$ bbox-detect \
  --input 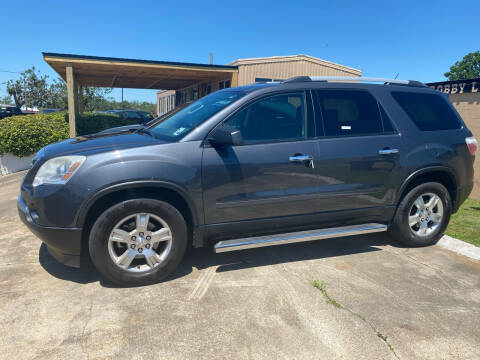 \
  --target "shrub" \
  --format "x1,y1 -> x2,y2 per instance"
0,113 -> 68,157
0,111 -> 139,157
